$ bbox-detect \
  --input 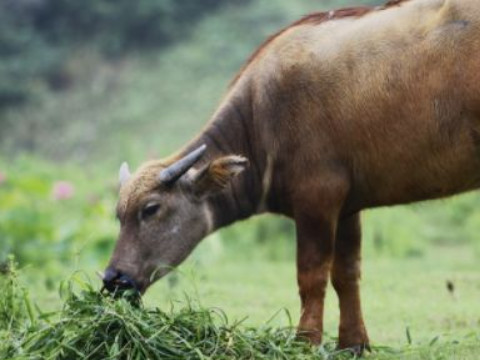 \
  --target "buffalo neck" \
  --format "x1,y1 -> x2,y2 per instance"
180,90 -> 268,230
